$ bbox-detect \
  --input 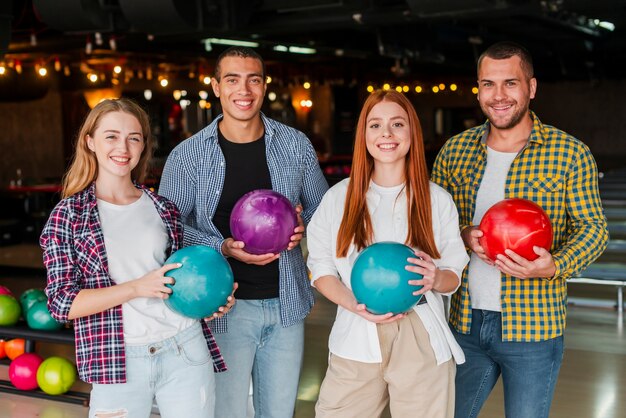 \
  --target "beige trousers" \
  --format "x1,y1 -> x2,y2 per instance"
315,311 -> 456,418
